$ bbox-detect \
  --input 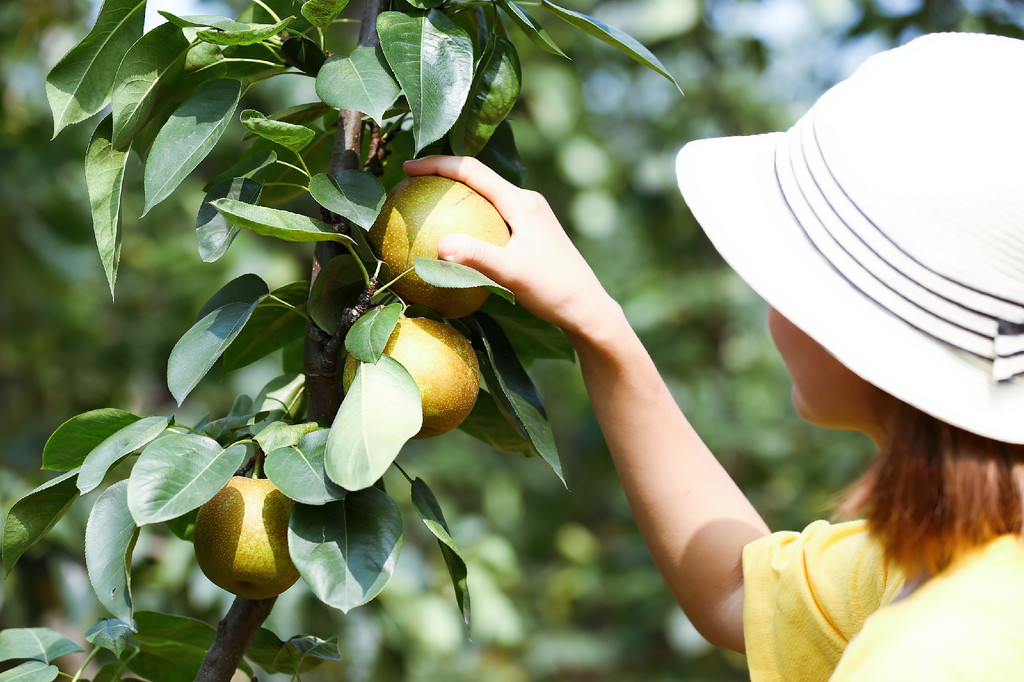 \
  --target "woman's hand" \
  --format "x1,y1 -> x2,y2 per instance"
402,155 -> 619,340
